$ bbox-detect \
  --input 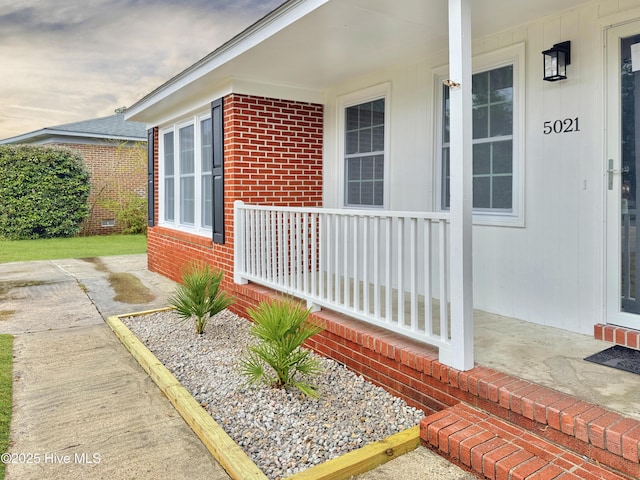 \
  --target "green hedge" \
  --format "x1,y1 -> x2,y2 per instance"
0,145 -> 90,240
